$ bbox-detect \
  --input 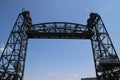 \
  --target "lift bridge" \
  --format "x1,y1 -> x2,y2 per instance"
0,10 -> 120,80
